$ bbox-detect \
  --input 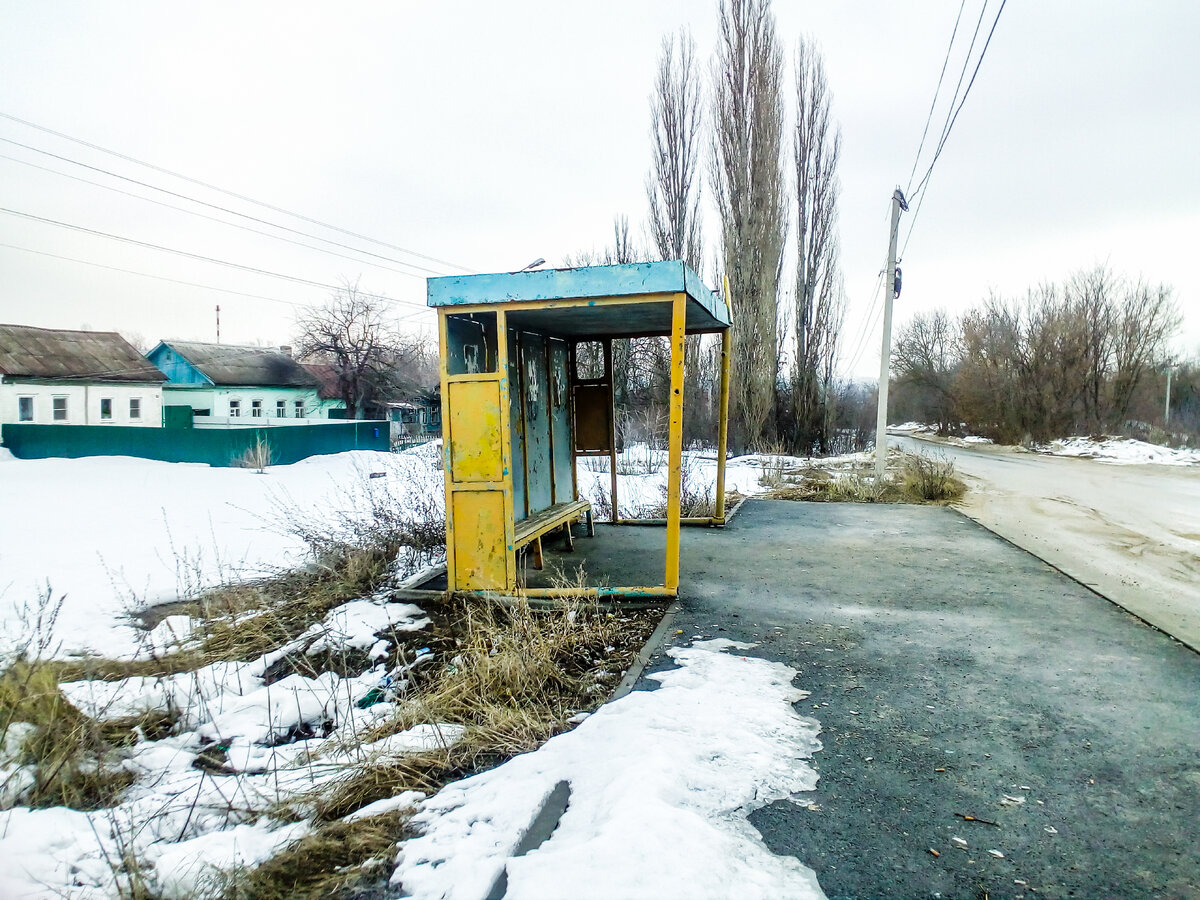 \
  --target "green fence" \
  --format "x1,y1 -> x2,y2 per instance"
1,422 -> 389,467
